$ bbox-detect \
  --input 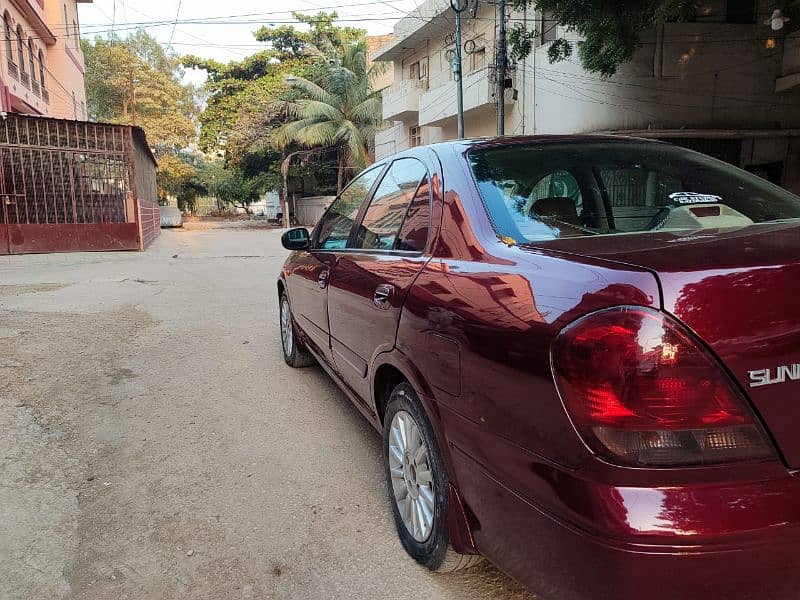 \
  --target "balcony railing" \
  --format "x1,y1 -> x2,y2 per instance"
31,80 -> 40,97
42,88 -> 49,103
7,60 -> 17,79
20,71 -> 29,87
382,83 -> 425,120
412,78 -> 429,91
